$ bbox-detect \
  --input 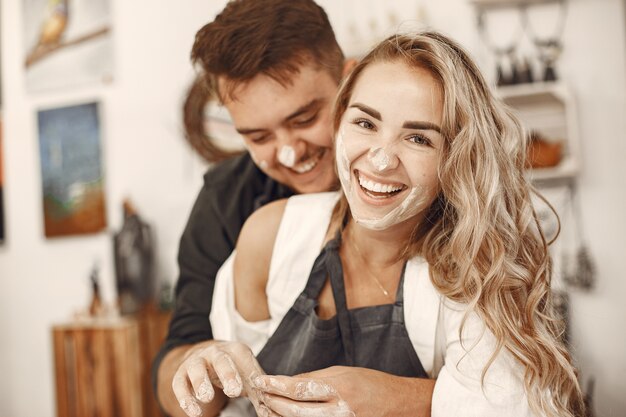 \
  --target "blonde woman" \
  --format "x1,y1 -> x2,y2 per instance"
172,31 -> 584,417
